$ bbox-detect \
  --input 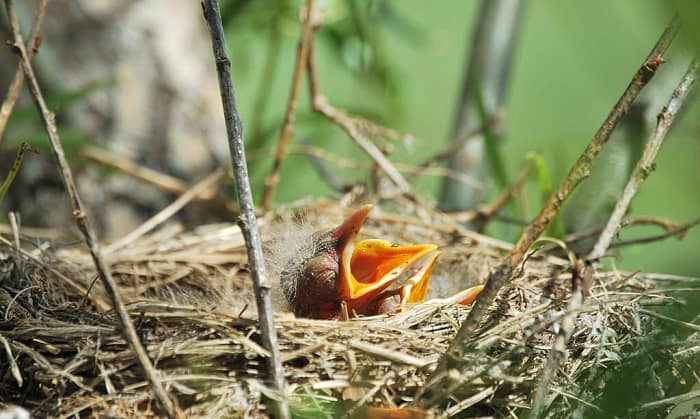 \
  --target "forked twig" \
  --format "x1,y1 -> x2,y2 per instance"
263,1 -> 416,204
0,0 -> 48,143
303,5 -> 412,195
530,57 -> 698,419
201,1 -> 289,418
2,1 -> 177,416
416,16 -> 680,409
